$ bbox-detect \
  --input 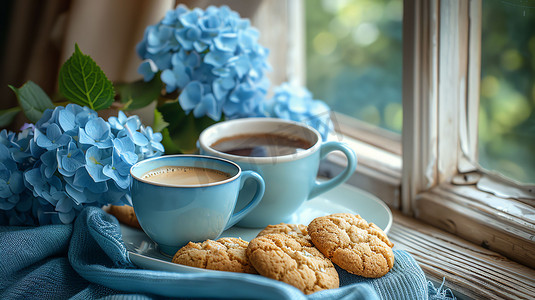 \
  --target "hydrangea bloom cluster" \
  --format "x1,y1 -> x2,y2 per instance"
0,104 -> 164,225
265,83 -> 334,141
136,4 -> 271,121
0,127 -> 40,225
